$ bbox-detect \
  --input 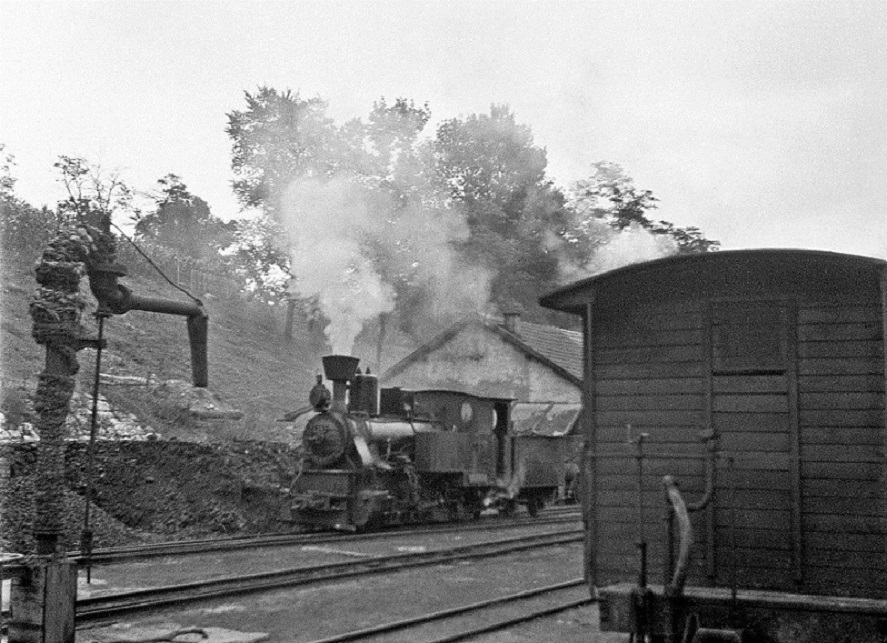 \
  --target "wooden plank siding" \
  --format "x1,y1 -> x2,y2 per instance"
796,301 -> 885,597
592,303 -> 718,590
590,294 -> 886,599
